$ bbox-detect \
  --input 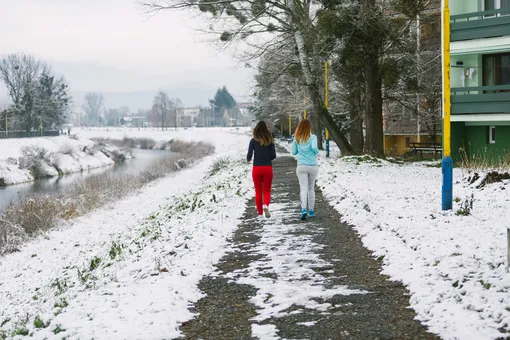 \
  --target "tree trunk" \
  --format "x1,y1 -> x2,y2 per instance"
317,120 -> 324,150
361,0 -> 385,158
292,29 -> 353,155
350,110 -> 364,154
